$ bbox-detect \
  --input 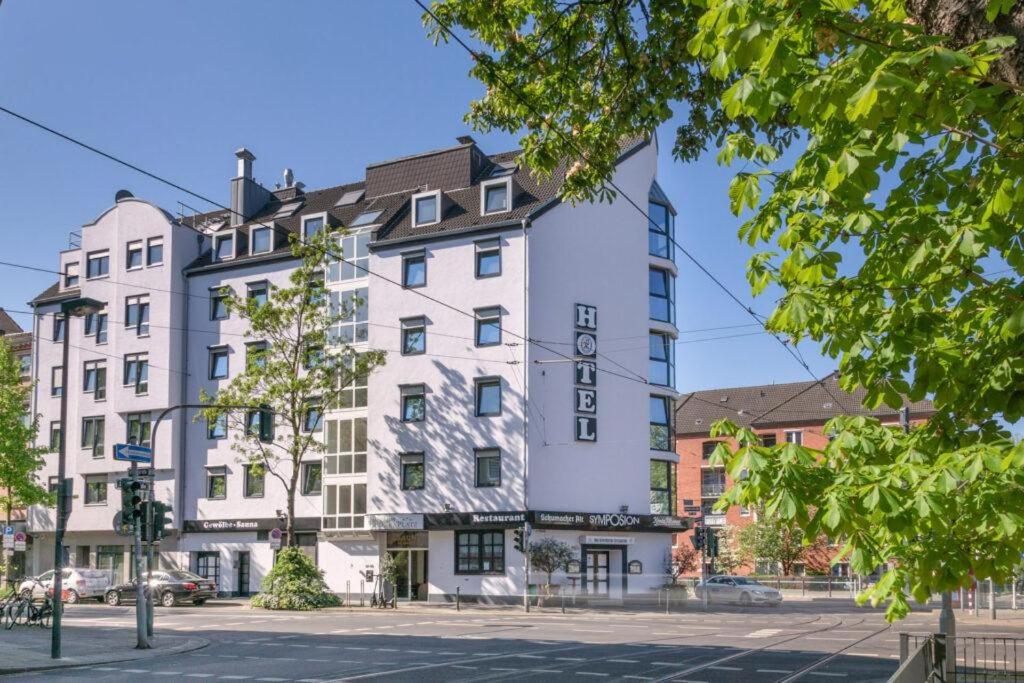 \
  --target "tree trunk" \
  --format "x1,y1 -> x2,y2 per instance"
905,0 -> 1024,87
286,468 -> 298,547
3,503 -> 10,588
